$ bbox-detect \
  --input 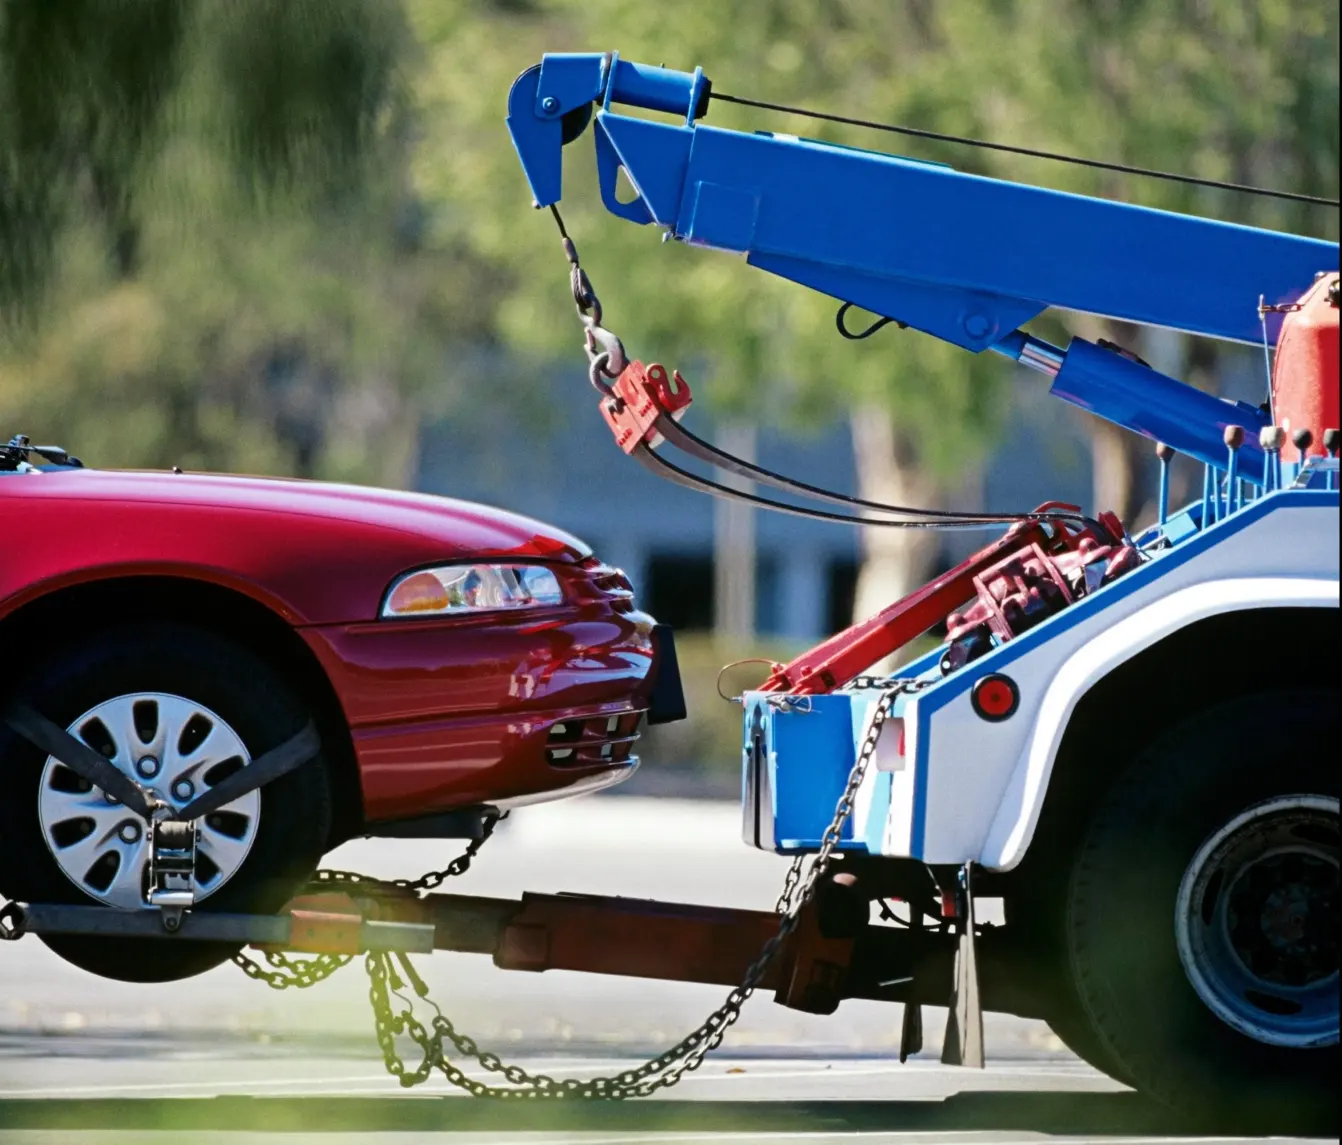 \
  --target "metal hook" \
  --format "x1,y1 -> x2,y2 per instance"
588,354 -> 617,399
584,323 -> 627,377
